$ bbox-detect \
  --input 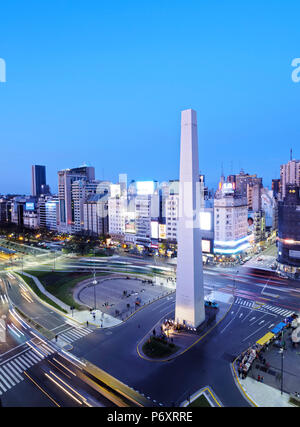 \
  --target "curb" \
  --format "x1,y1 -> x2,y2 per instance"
180,386 -> 223,407
137,295 -> 235,363
231,357 -> 258,407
